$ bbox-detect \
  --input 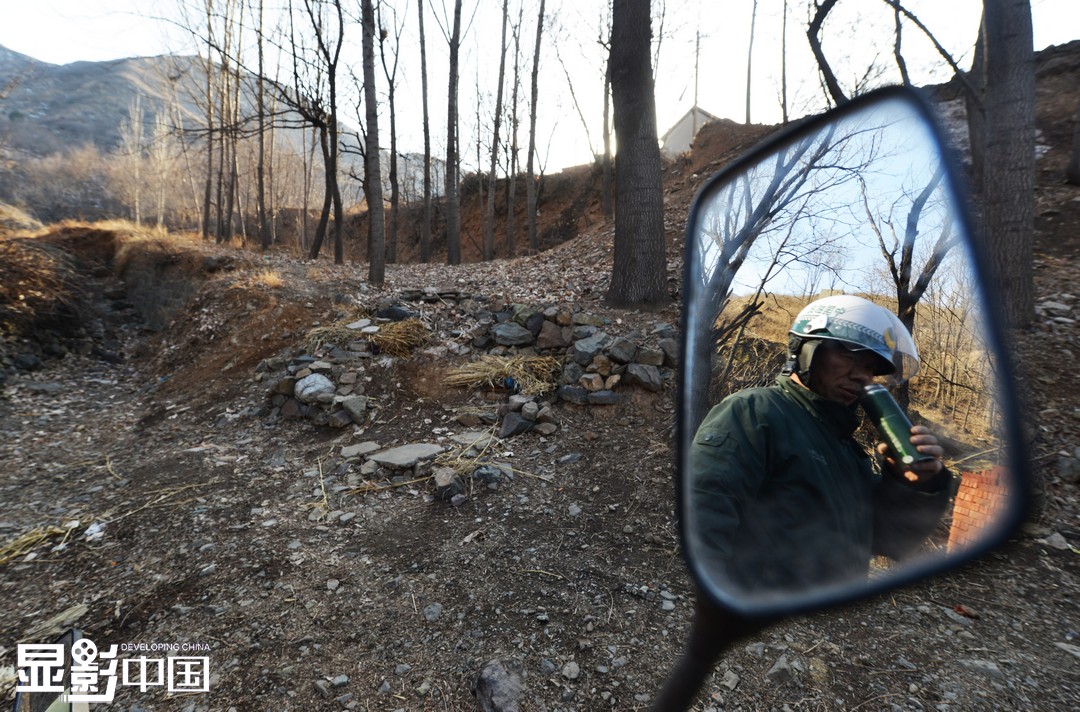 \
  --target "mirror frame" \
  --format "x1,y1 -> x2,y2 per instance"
676,85 -> 1031,617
